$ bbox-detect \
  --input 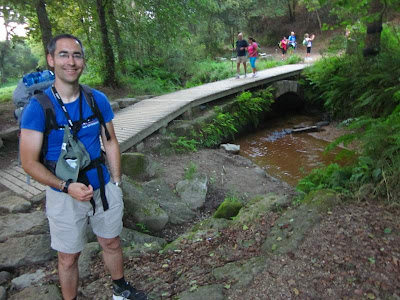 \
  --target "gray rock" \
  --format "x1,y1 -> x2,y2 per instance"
142,179 -> 196,225
0,211 -> 48,242
11,269 -> 45,290
136,95 -> 153,100
177,284 -> 225,300
213,257 -> 268,288
115,98 -> 139,109
0,126 -> 19,142
121,153 -> 156,182
0,271 -> 11,285
122,175 -> 168,232
79,242 -> 101,280
135,142 -> 145,152
176,174 -> 208,210
0,234 -> 56,269
315,120 -> 330,127
8,285 -> 62,300
254,167 -> 266,178
110,101 -> 120,112
0,195 -> 32,213
0,286 -> 5,300
0,138 -> 3,149
123,241 -> 163,258
30,192 -> 46,204
220,143 -> 240,154
120,227 -> 166,248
